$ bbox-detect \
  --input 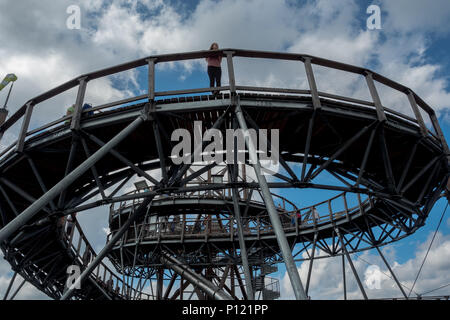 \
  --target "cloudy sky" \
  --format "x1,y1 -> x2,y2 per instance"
0,0 -> 449,300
